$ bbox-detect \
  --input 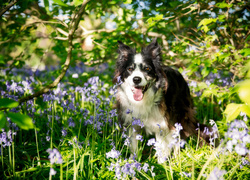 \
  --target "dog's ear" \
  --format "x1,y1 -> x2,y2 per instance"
150,38 -> 161,58
143,38 -> 161,60
117,41 -> 135,61
145,39 -> 167,89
